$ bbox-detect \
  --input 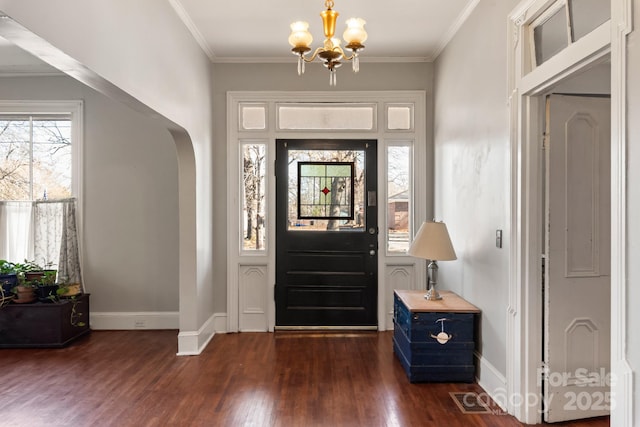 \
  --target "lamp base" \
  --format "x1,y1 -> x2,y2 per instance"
424,288 -> 442,301
425,260 -> 443,300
